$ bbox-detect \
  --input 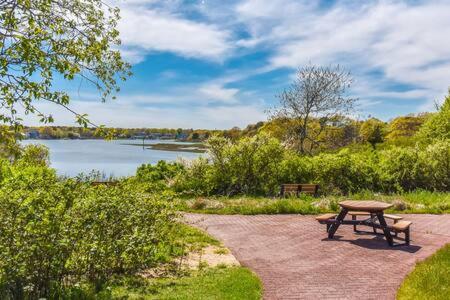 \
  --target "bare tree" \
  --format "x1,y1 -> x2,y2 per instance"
272,65 -> 357,154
